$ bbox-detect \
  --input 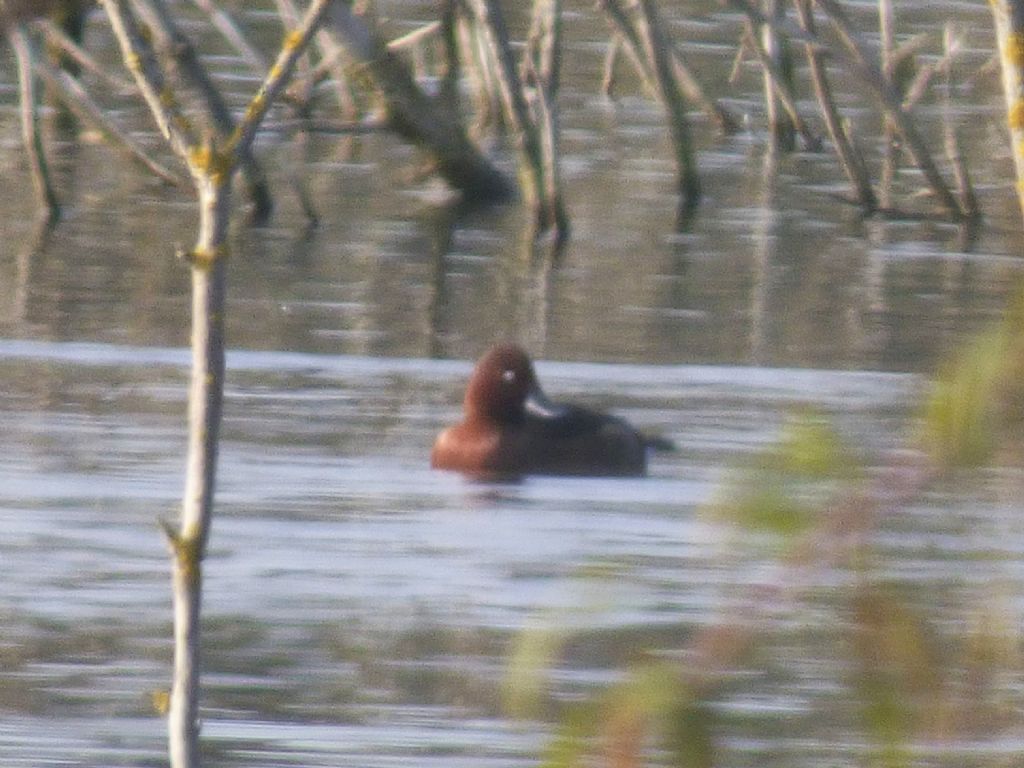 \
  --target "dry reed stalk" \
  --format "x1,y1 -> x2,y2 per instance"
794,0 -> 875,210
813,0 -> 963,218
634,0 -> 701,225
600,0 -> 702,215
8,23 -> 59,223
759,0 -> 795,150
462,0 -> 565,231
